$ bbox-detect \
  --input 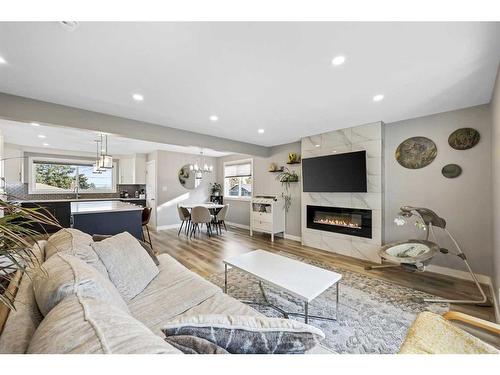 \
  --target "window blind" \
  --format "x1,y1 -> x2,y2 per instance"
224,162 -> 252,178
